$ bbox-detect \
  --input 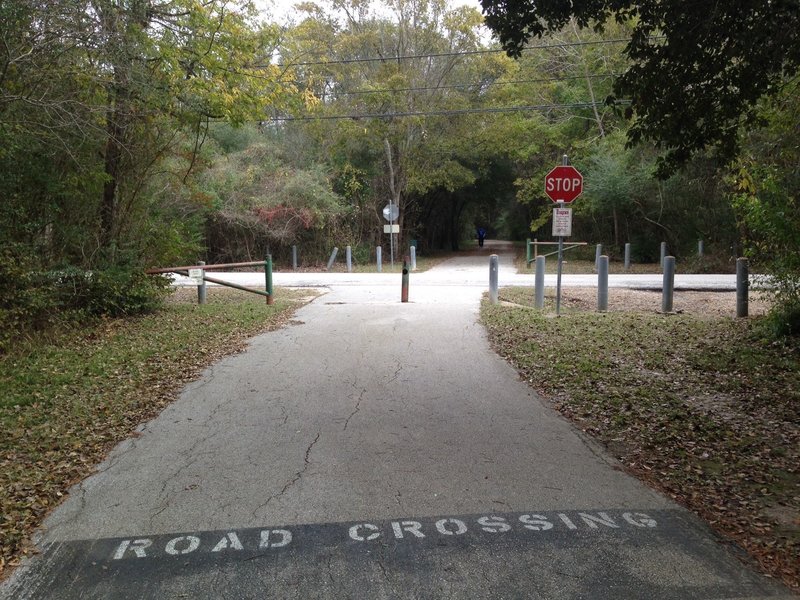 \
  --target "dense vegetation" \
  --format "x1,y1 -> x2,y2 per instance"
1,0 -> 798,340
